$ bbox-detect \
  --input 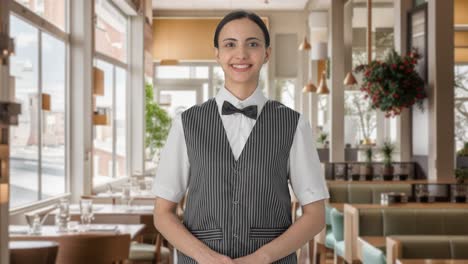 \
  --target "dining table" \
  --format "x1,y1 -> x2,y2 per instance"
9,224 -> 146,240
